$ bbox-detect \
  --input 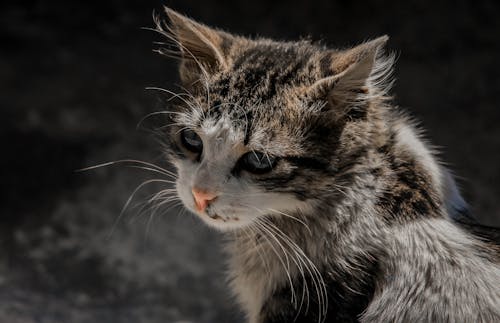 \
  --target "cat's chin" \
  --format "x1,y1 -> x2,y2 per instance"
195,211 -> 253,231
